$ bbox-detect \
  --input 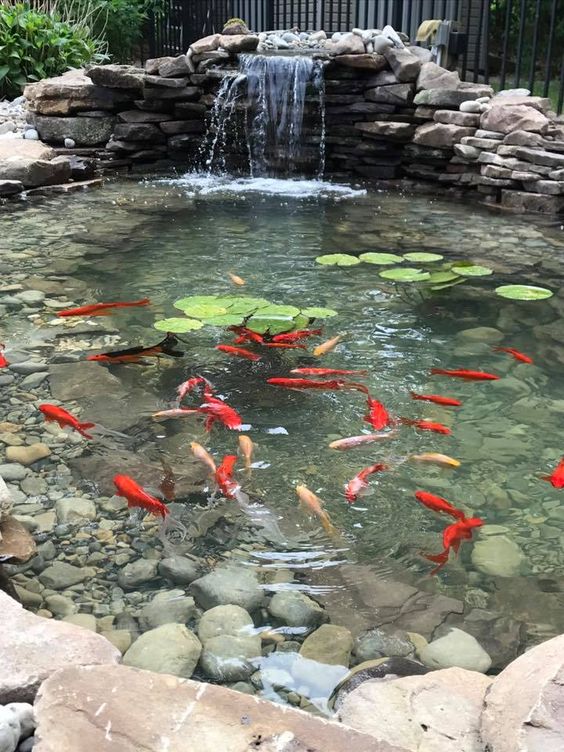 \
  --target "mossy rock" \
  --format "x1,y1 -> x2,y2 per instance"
222,17 -> 249,34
